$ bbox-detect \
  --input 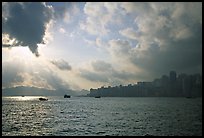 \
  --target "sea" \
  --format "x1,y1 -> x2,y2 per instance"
2,96 -> 202,136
